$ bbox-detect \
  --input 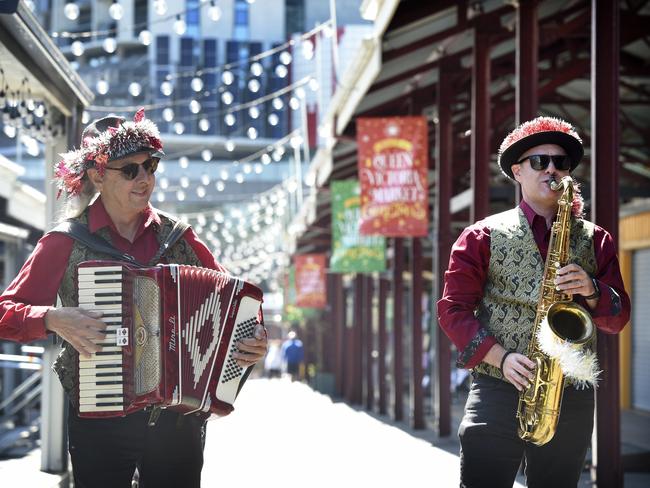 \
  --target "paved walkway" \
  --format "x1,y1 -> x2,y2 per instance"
1,378 -> 648,487
202,378 -> 491,488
